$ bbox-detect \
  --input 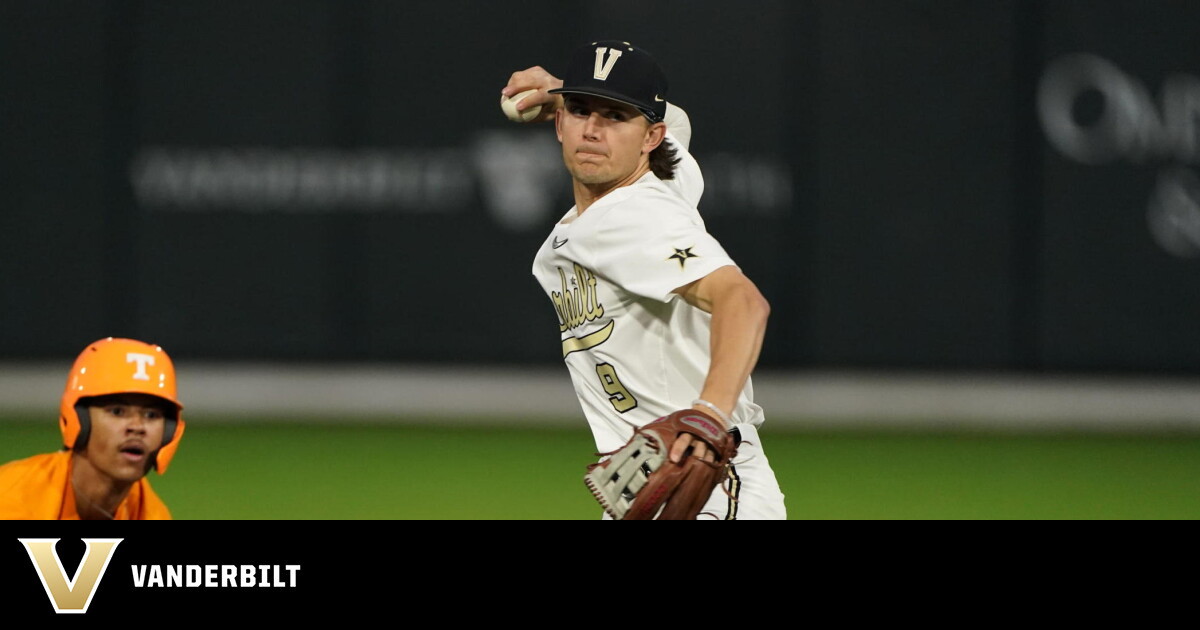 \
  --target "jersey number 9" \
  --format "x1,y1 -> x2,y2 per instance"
595,363 -> 639,413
